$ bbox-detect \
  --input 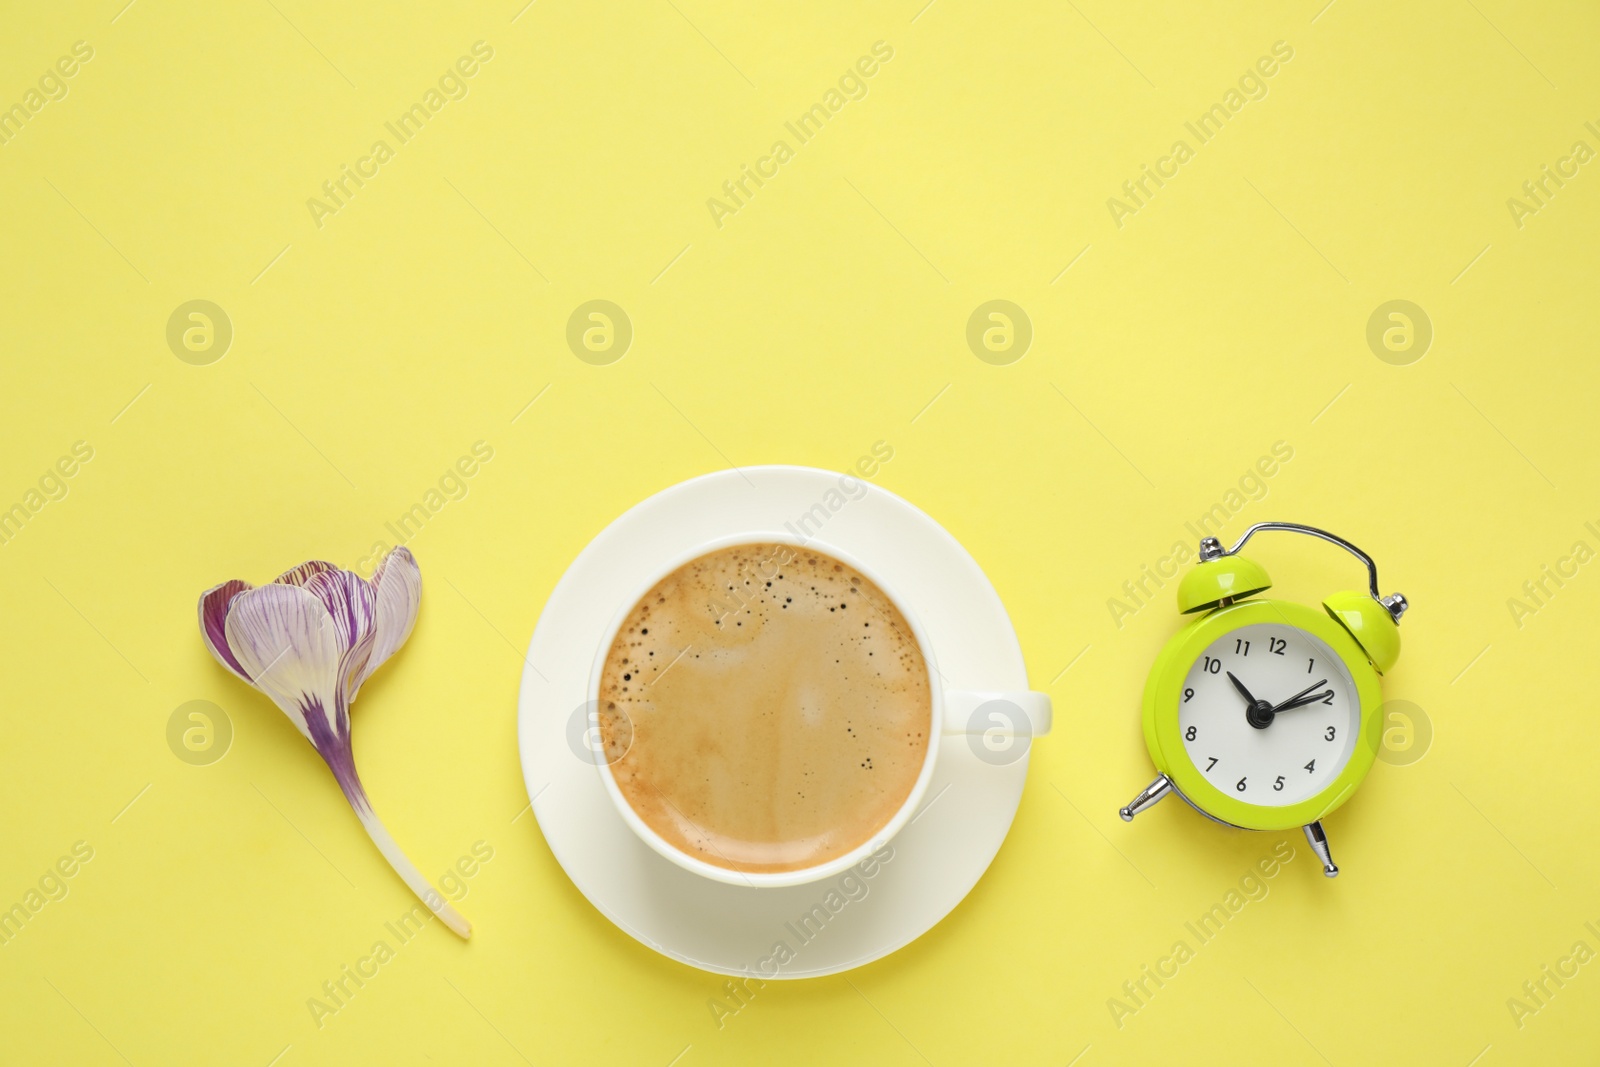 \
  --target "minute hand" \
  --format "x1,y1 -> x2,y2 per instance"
1275,689 -> 1334,713
1268,679 -> 1329,715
